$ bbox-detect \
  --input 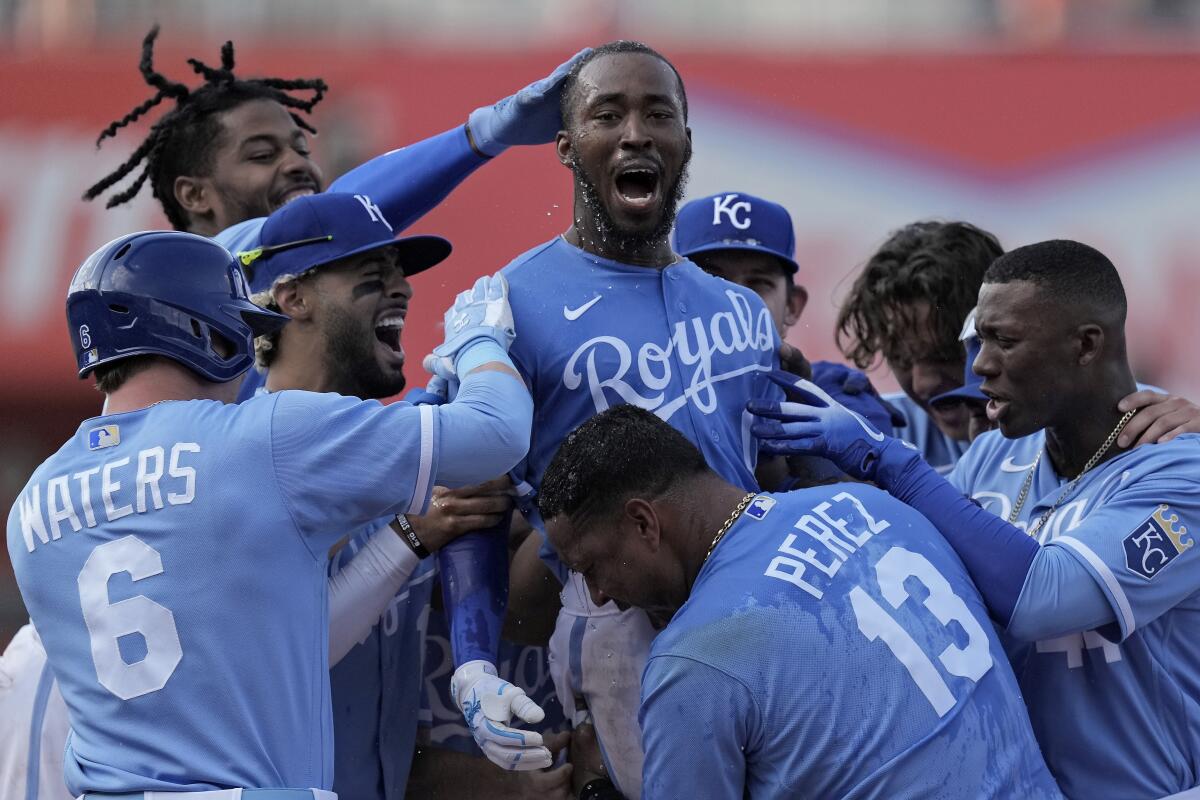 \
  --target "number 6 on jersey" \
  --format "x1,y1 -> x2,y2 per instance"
78,535 -> 183,700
